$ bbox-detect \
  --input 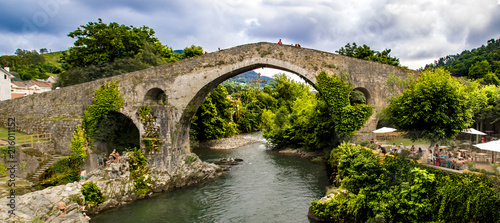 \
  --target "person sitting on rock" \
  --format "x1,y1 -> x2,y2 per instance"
110,149 -> 121,163
106,153 -> 115,165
